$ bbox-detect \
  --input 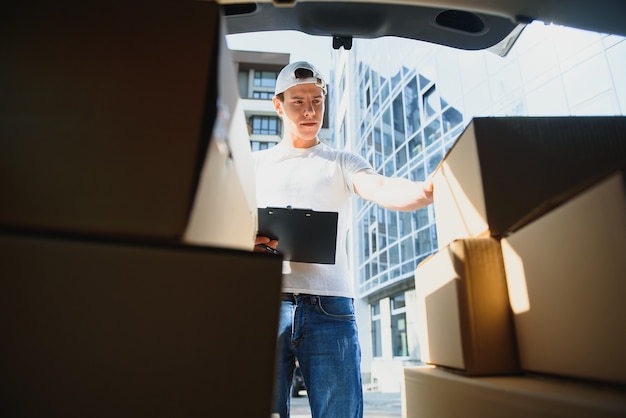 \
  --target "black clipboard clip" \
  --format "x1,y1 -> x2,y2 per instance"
255,243 -> 280,255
